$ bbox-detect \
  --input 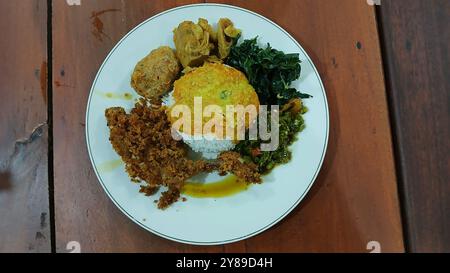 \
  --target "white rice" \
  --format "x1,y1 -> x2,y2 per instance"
163,91 -> 235,159
177,131 -> 235,159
